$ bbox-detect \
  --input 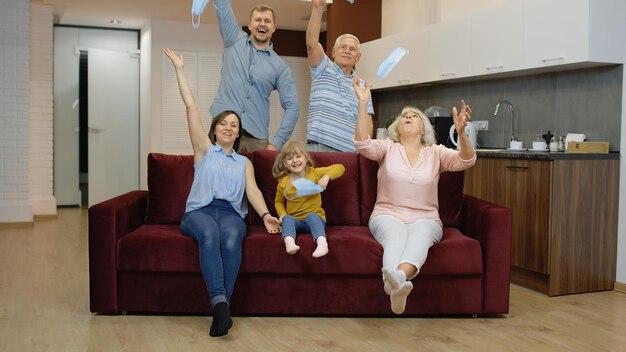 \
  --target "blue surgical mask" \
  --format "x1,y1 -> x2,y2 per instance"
191,0 -> 210,29
285,178 -> 324,200
377,47 -> 408,79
